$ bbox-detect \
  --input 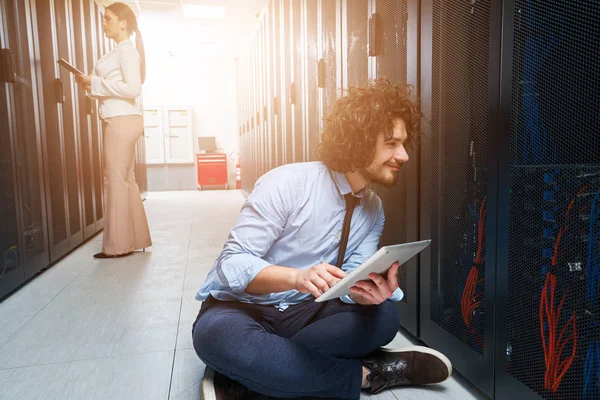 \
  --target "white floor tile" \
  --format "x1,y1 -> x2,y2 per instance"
0,351 -> 173,400
169,349 -> 206,400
